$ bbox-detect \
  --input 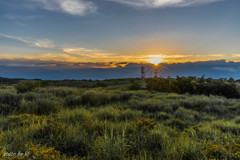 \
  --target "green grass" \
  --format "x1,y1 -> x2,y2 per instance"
0,80 -> 240,159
